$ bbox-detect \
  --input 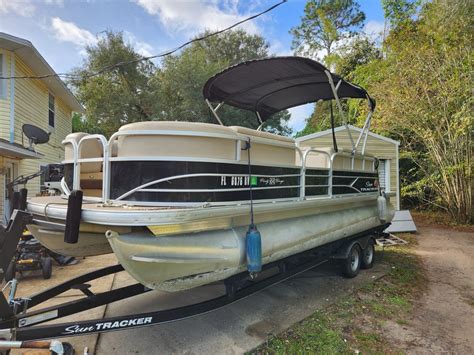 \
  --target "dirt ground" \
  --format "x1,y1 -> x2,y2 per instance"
383,219 -> 474,353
